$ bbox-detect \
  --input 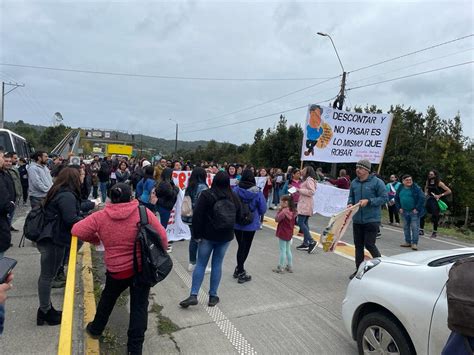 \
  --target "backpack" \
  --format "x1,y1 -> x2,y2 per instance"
181,195 -> 193,218
237,198 -> 254,226
446,257 -> 474,337
208,190 -> 237,230
22,204 -> 57,244
133,205 -> 173,286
